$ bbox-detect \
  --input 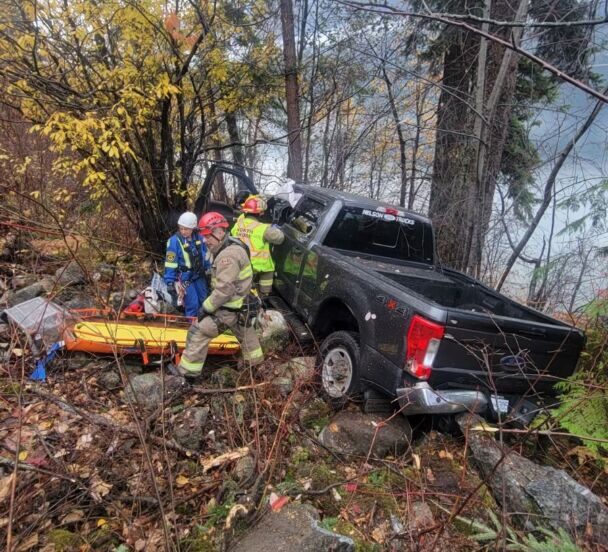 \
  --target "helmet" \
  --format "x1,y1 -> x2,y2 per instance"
177,211 -> 198,229
241,195 -> 267,215
198,212 -> 229,236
